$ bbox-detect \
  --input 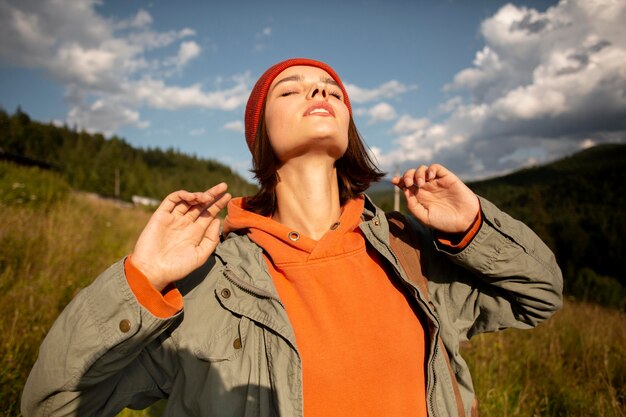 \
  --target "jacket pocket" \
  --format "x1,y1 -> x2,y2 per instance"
191,316 -> 250,362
